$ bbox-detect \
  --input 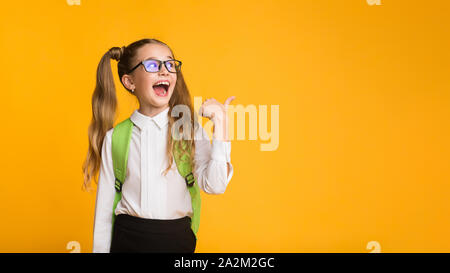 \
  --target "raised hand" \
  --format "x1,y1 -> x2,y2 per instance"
199,96 -> 236,141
